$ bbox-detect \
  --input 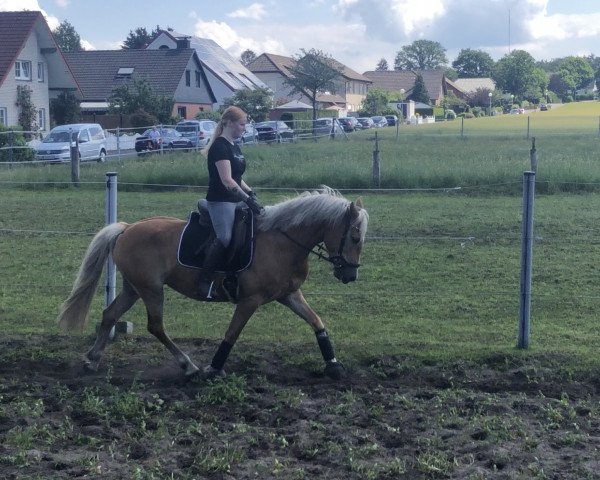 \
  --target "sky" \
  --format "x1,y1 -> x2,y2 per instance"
2,0 -> 600,73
